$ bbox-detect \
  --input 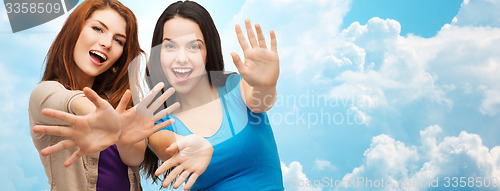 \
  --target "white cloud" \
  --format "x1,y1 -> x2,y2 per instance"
314,158 -> 337,171
328,2 -> 500,117
348,106 -> 371,126
479,86 -> 500,115
282,161 -> 322,191
452,0 -> 500,27
335,17 -> 454,106
225,0 -> 500,122
0,2 -> 8,32
338,125 -> 500,191
220,0 -> 351,74
0,63 -> 47,190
